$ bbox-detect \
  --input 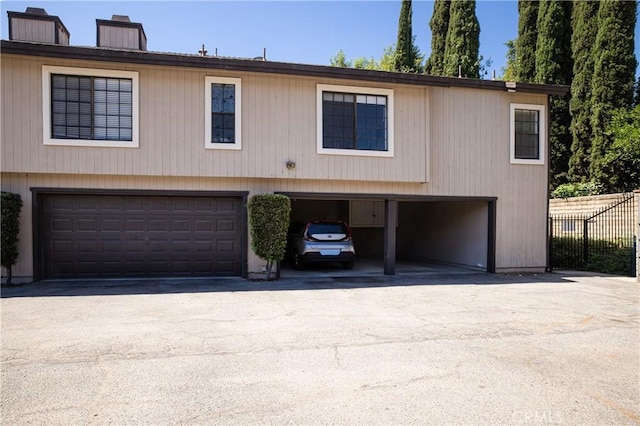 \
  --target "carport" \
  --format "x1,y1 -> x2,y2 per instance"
279,193 -> 496,275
